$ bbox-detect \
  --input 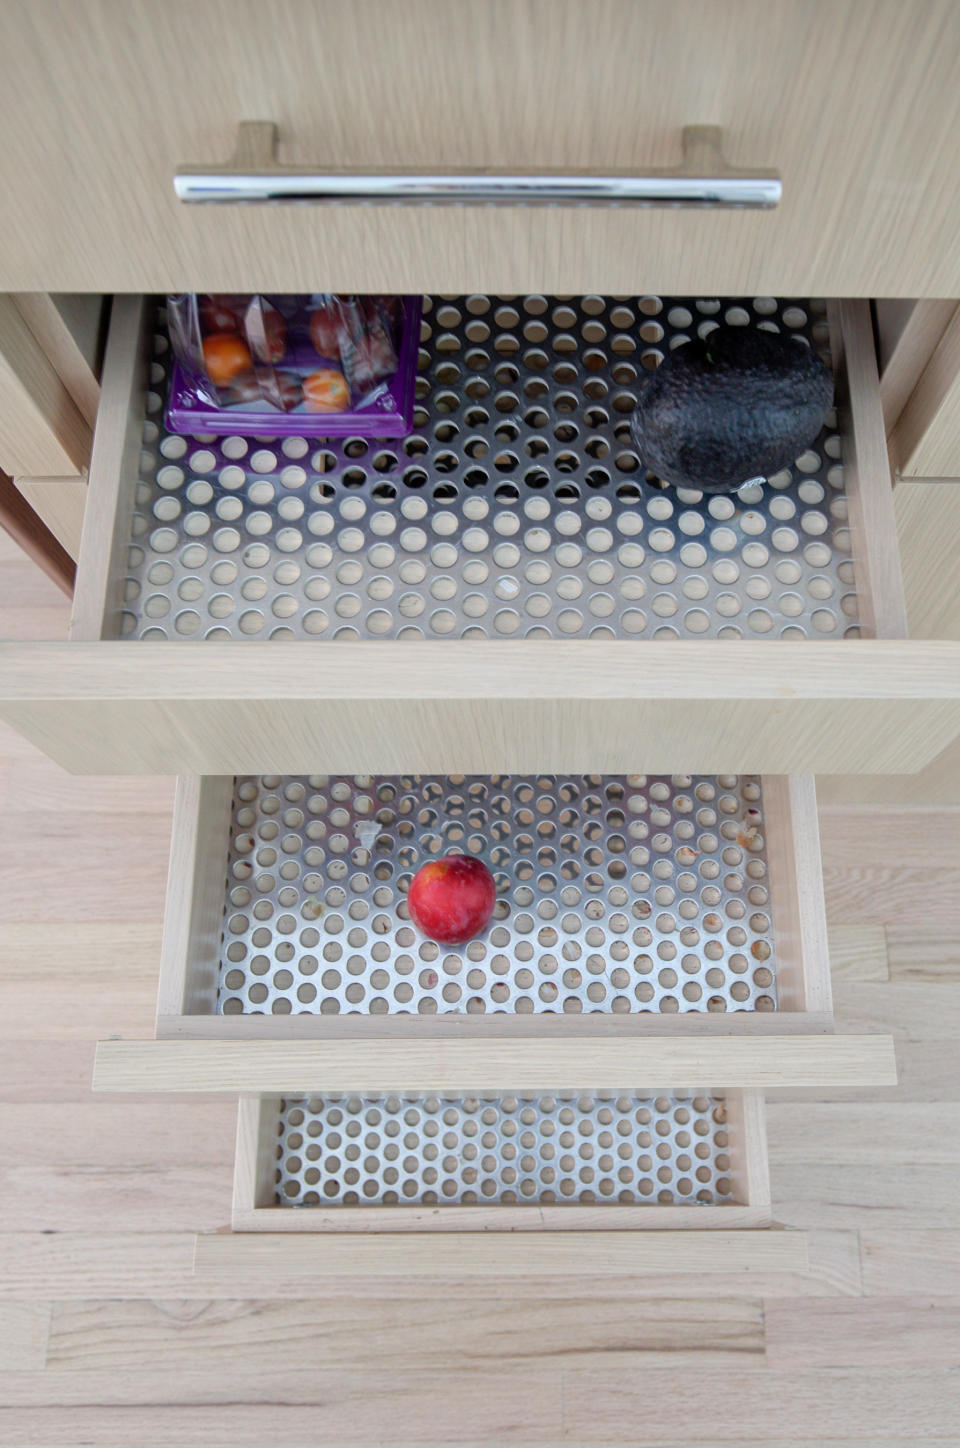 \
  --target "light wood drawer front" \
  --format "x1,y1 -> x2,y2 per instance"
155,772 -> 831,1040
2,1 -> 960,296
231,1089 -> 773,1234
3,289 -> 957,778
